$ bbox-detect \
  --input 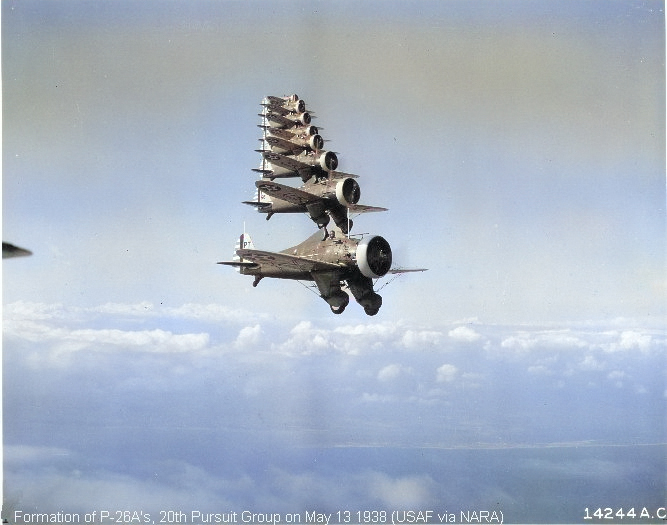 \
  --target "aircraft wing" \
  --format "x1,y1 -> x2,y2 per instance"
262,152 -> 314,179
262,112 -> 308,129
257,181 -> 388,212
263,135 -> 307,155
234,249 -> 342,273
255,180 -> 320,206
